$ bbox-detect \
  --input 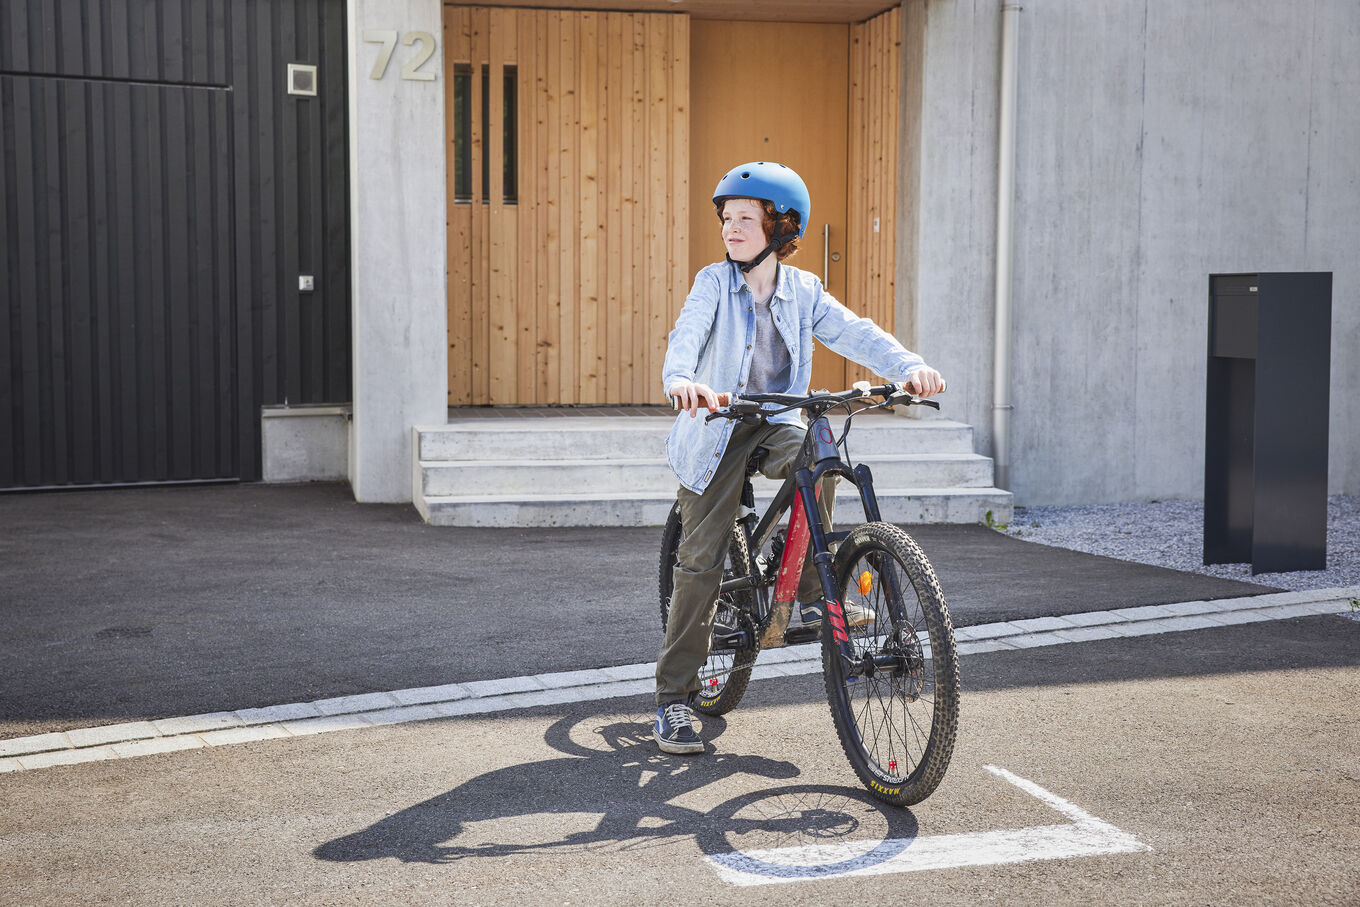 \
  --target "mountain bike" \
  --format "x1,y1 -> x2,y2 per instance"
659,382 -> 959,806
